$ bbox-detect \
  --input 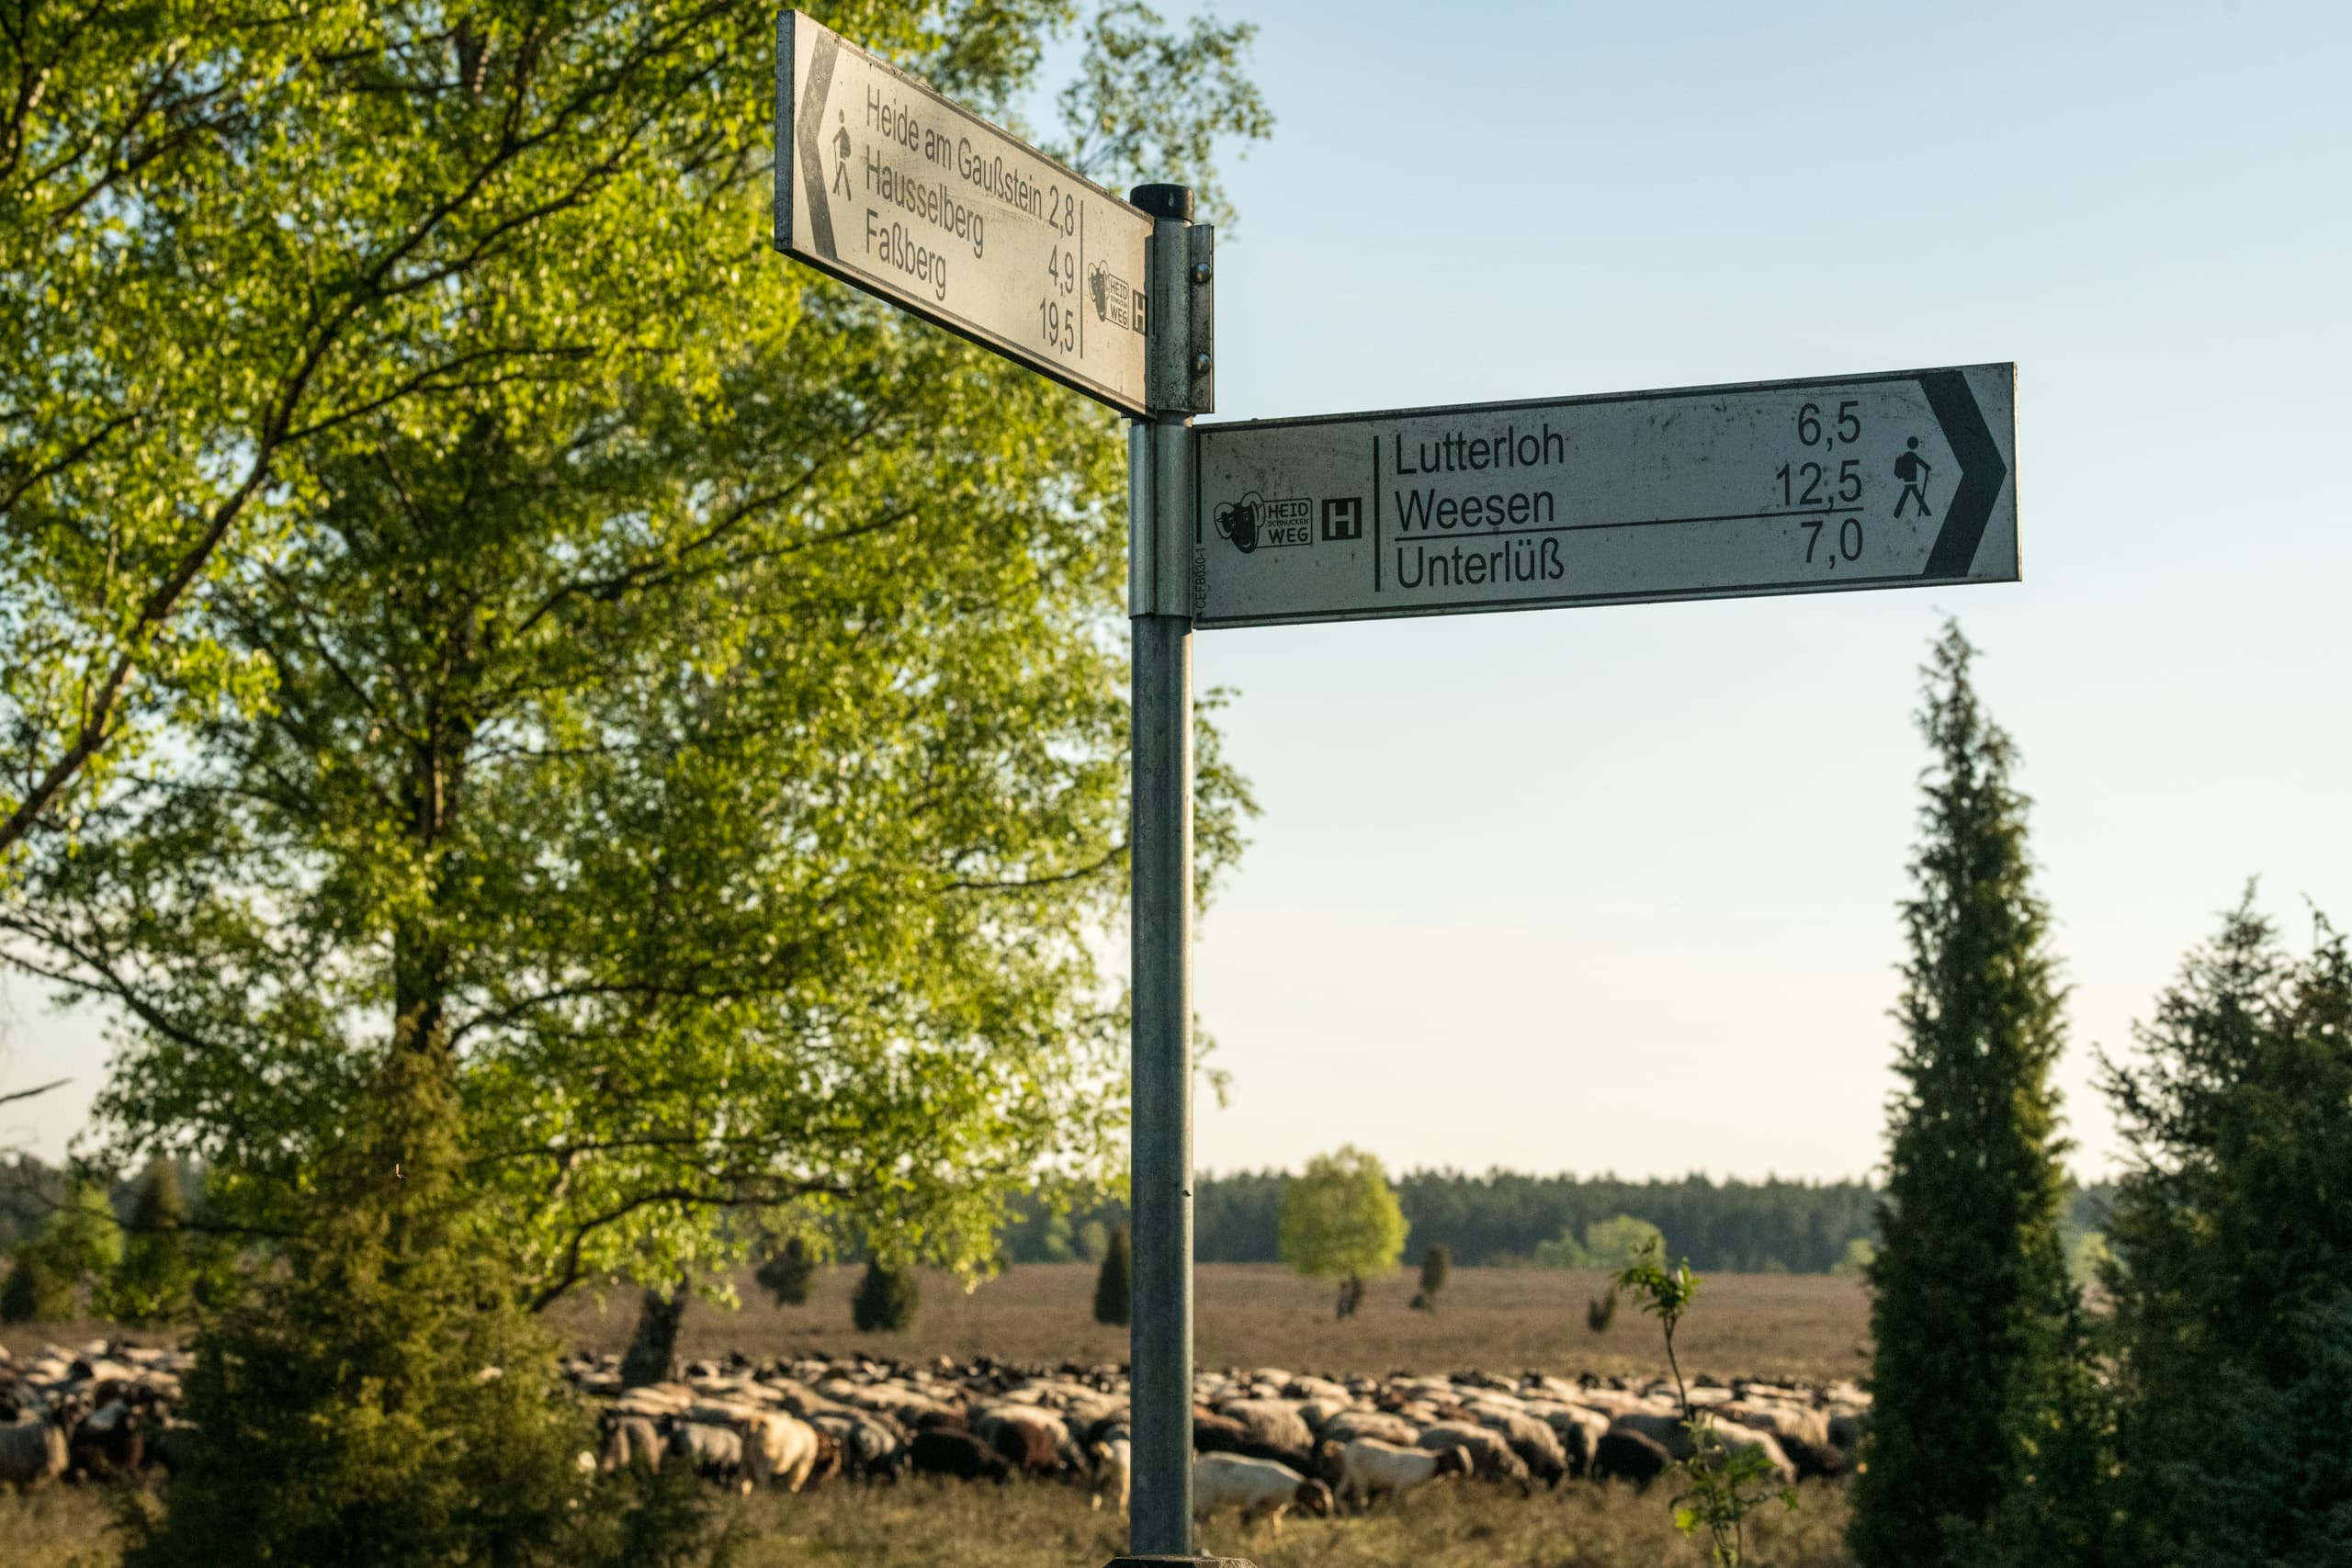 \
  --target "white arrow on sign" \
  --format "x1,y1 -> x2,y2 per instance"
774,11 -> 1153,415
1190,364 -> 2017,629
